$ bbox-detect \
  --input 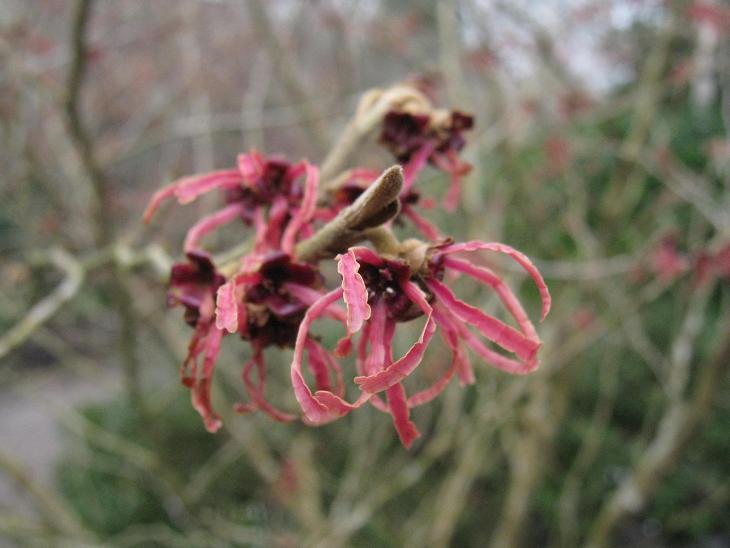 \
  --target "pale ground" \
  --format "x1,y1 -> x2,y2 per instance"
0,367 -> 122,518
